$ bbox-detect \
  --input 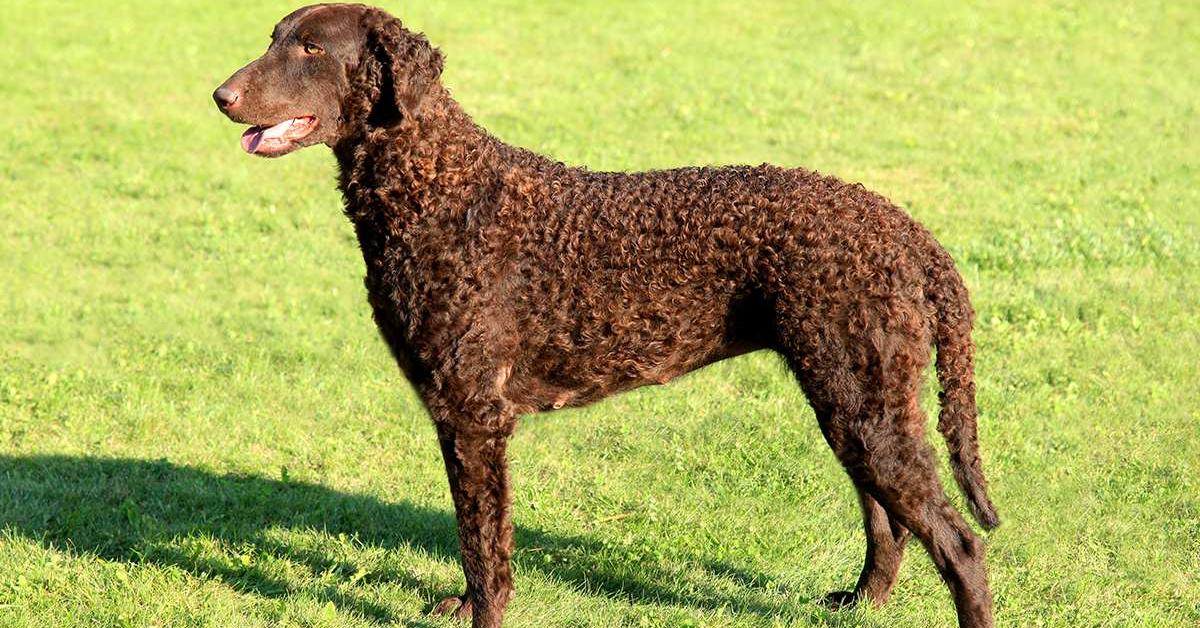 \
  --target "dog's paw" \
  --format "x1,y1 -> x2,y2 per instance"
820,590 -> 860,611
432,594 -> 473,620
